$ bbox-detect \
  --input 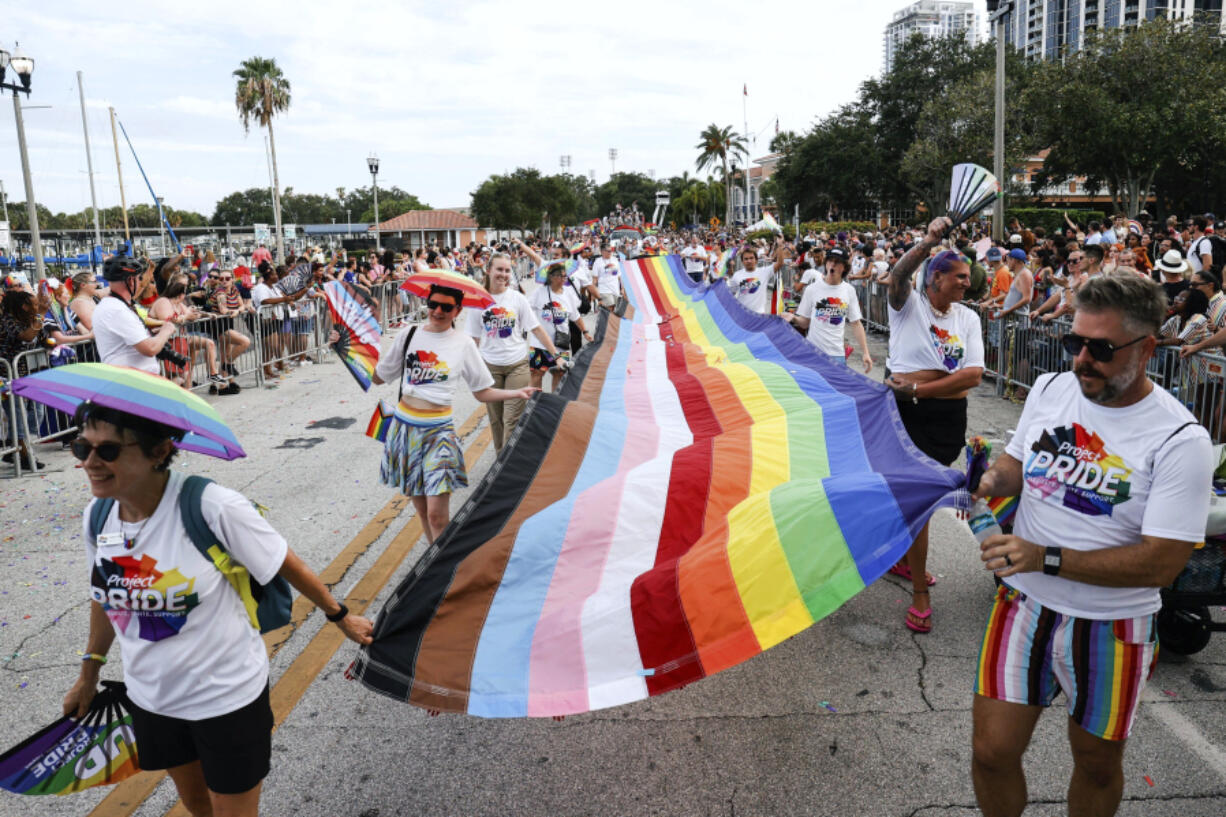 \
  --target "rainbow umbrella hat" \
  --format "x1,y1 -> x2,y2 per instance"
400,269 -> 494,309
11,363 -> 246,460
